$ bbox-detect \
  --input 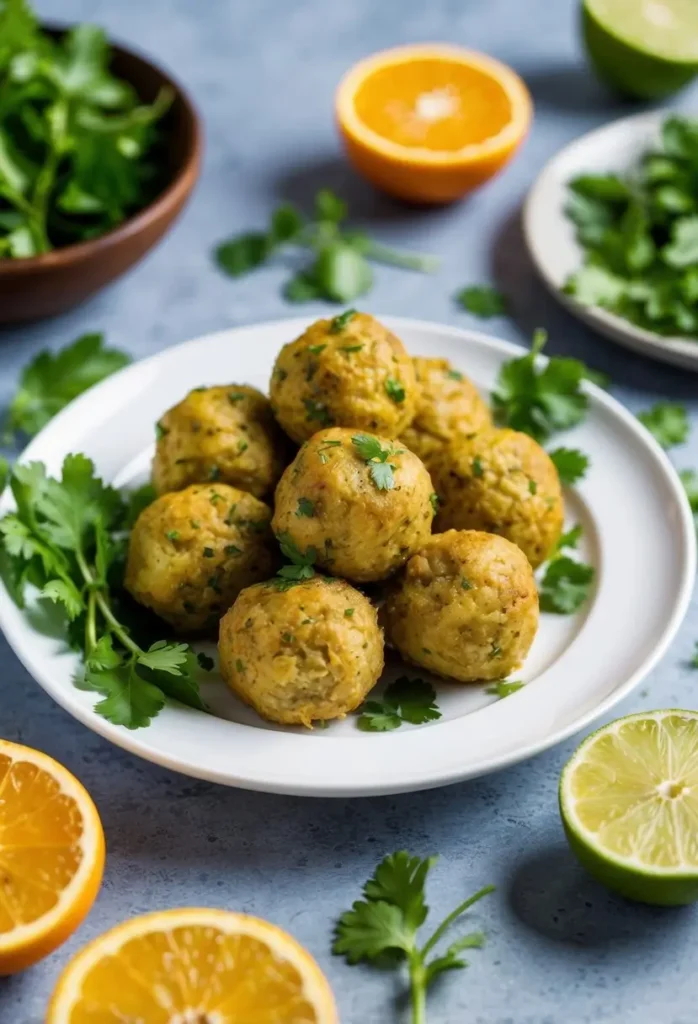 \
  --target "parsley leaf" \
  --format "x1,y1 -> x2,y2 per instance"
540,556 -> 595,614
5,333 -> 131,441
270,532 -> 317,590
492,330 -> 589,443
334,851 -> 493,1018
555,524 -> 583,554
637,402 -> 689,449
456,285 -> 507,318
549,447 -> 589,485
358,677 -> 441,731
